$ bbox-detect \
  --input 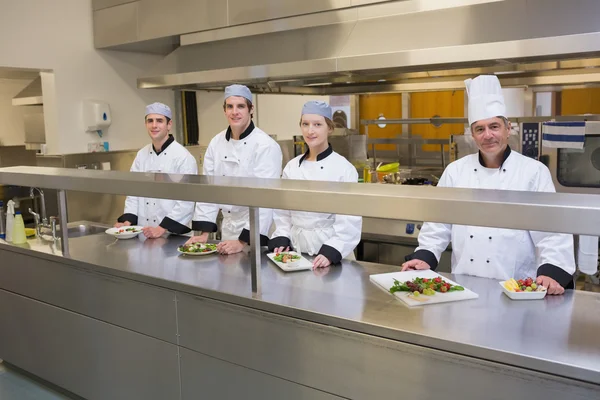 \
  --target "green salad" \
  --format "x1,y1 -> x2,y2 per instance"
273,253 -> 301,263
390,277 -> 464,296
178,243 -> 218,253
